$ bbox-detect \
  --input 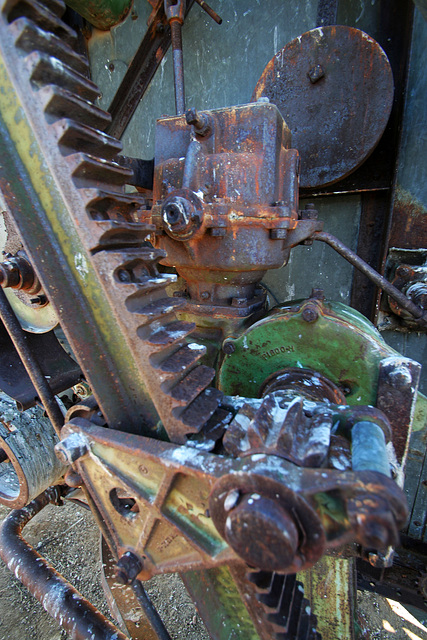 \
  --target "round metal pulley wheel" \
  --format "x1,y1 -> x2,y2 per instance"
252,26 -> 394,189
